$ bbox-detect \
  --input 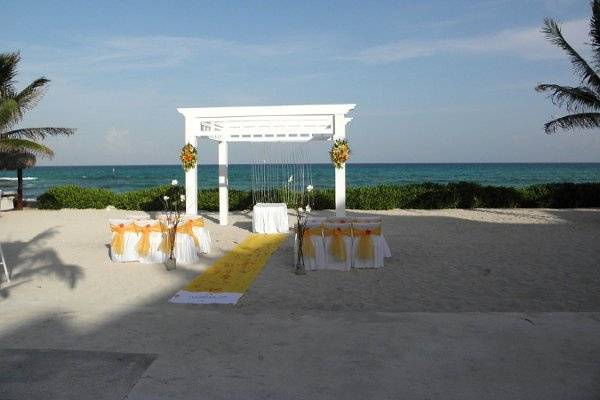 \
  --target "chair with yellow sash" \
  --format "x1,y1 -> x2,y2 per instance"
296,221 -> 325,270
181,215 -> 211,254
352,216 -> 391,258
351,222 -> 385,268
165,216 -> 206,264
108,219 -> 140,262
325,217 -> 351,224
323,222 -> 353,270
134,220 -> 167,263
